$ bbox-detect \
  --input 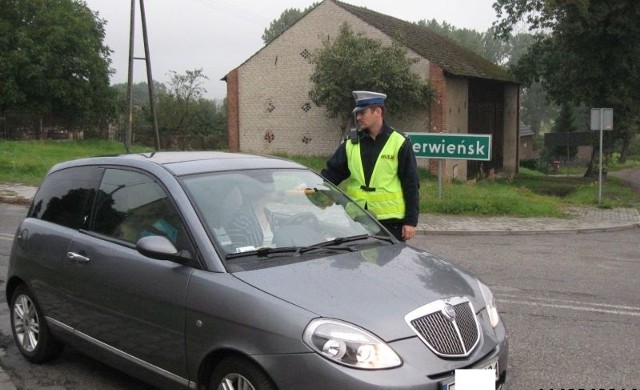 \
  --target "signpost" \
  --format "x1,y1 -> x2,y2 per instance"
407,133 -> 492,161
407,133 -> 492,198
590,108 -> 613,204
